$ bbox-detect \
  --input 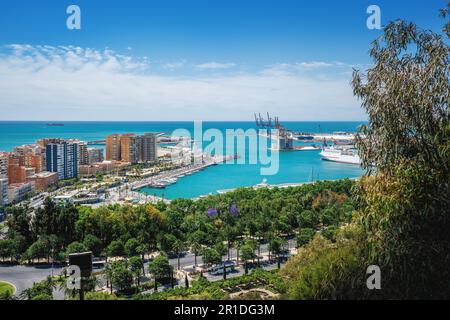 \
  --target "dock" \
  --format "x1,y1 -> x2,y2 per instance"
130,154 -> 237,190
